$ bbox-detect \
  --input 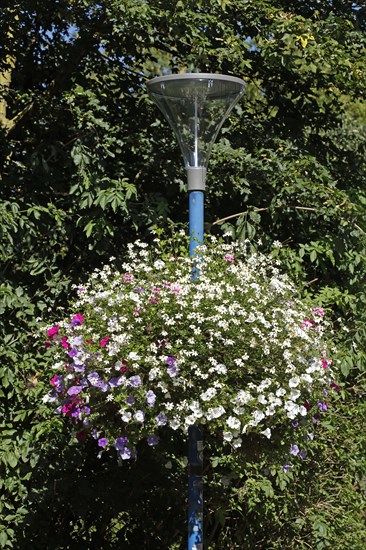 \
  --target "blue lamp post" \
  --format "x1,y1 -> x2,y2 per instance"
147,73 -> 246,550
